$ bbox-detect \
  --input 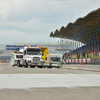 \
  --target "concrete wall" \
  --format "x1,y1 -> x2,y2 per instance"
62,64 -> 100,72
0,45 -> 5,50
